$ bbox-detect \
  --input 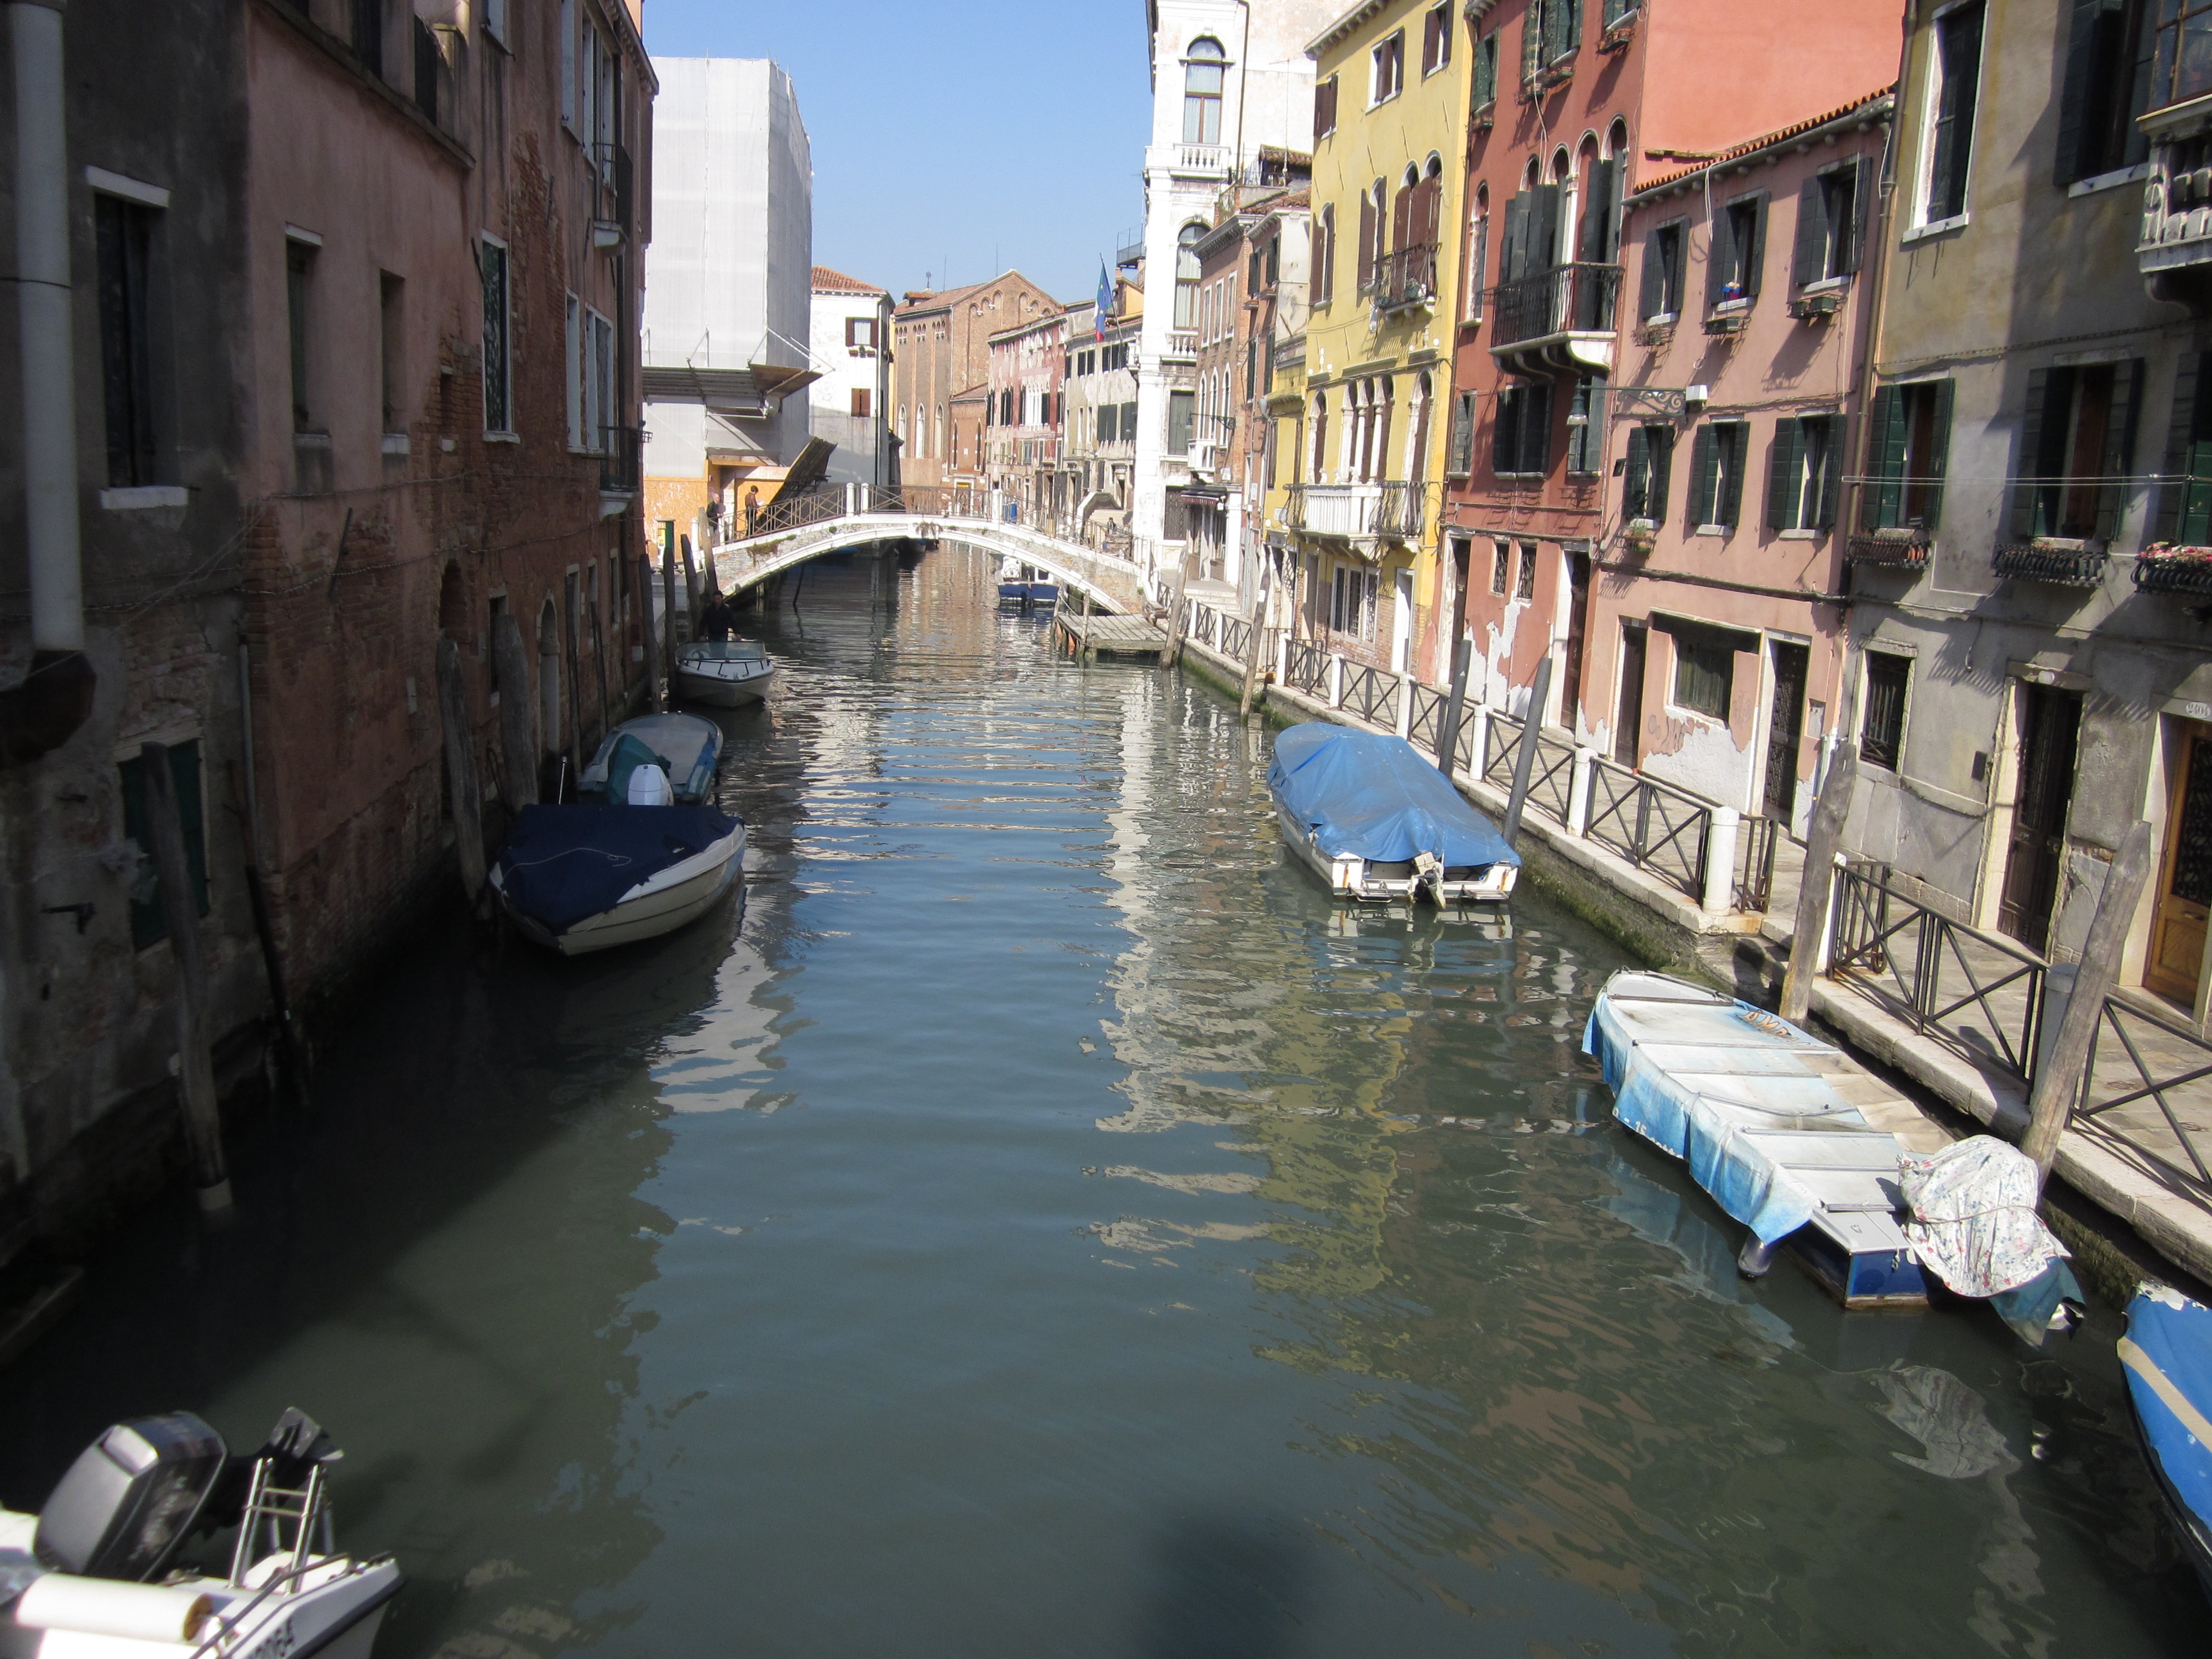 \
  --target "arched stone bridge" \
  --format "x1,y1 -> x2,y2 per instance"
707,487 -> 1146,613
